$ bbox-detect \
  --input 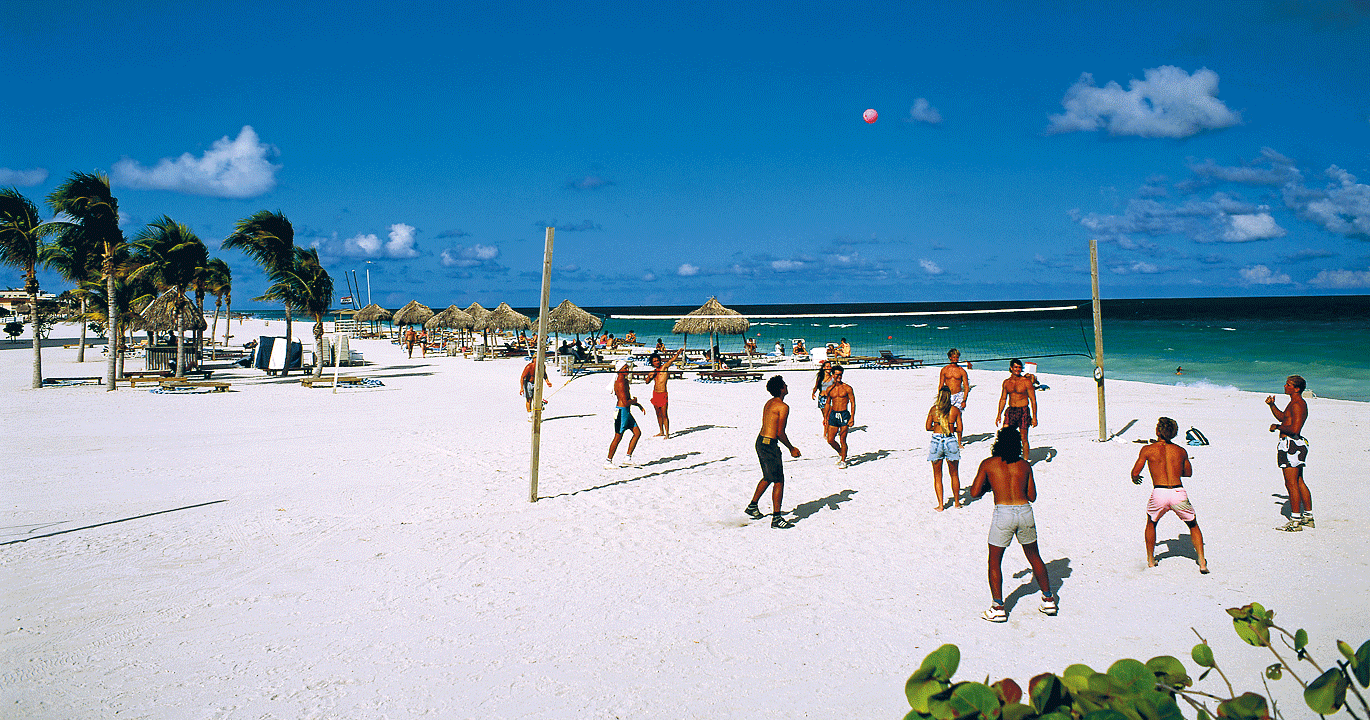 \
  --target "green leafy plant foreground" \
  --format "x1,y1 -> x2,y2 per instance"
902,604 -> 1369,720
